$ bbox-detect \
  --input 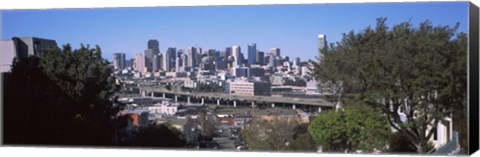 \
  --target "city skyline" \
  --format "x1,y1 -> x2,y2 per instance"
1,2 -> 468,61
